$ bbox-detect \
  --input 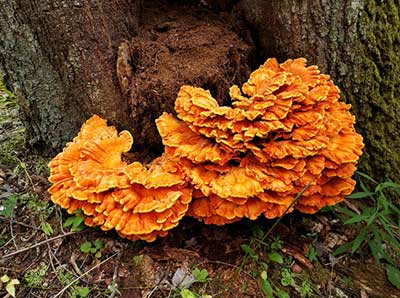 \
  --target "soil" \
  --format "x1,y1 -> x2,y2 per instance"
1,174 -> 399,298
1,1 -> 399,298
